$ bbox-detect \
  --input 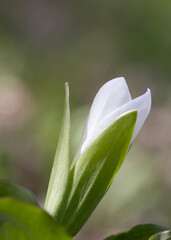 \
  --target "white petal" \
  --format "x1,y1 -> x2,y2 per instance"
84,77 -> 131,141
81,89 -> 151,153
131,89 -> 151,141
